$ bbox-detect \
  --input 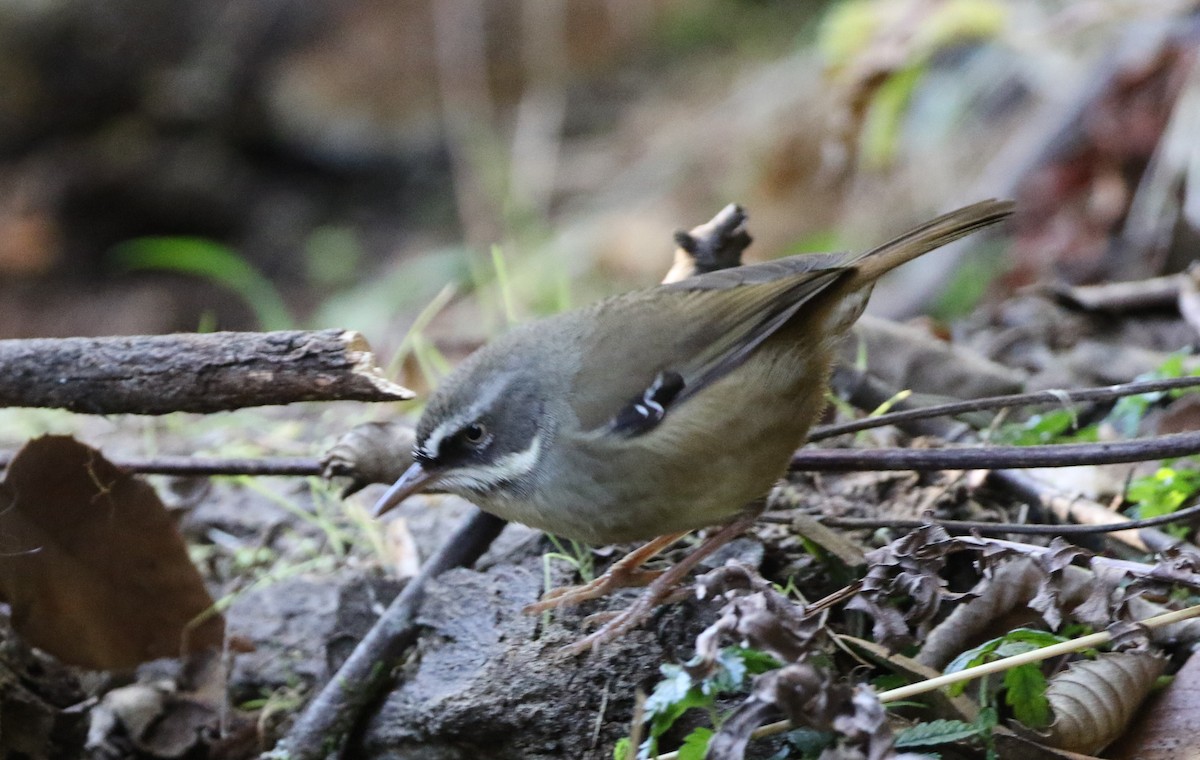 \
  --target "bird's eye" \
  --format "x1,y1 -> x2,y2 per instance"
462,423 -> 487,445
